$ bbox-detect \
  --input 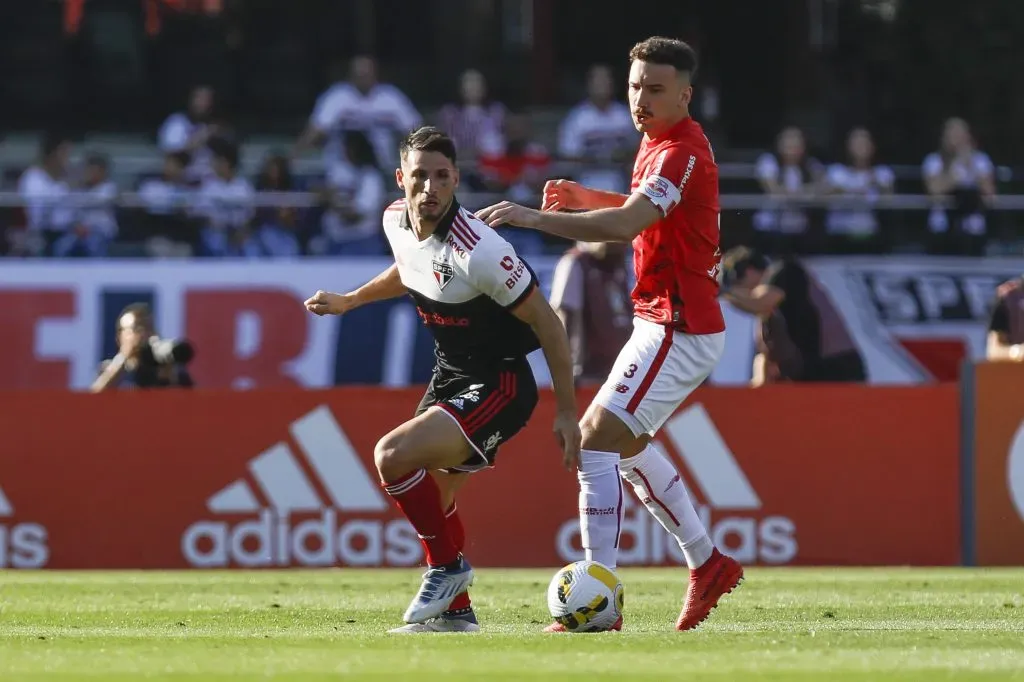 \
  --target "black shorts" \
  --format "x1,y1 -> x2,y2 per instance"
415,357 -> 539,473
